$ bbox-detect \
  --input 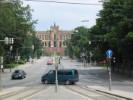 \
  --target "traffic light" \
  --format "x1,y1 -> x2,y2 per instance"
4,37 -> 14,44
4,37 -> 9,45
9,38 -> 14,44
